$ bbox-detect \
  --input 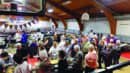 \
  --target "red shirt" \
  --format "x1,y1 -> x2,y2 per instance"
85,51 -> 98,68
27,57 -> 39,67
